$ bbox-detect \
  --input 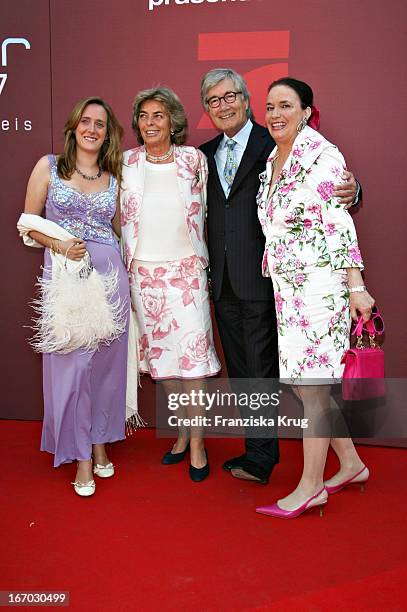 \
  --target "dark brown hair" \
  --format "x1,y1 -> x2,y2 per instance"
268,77 -> 314,109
